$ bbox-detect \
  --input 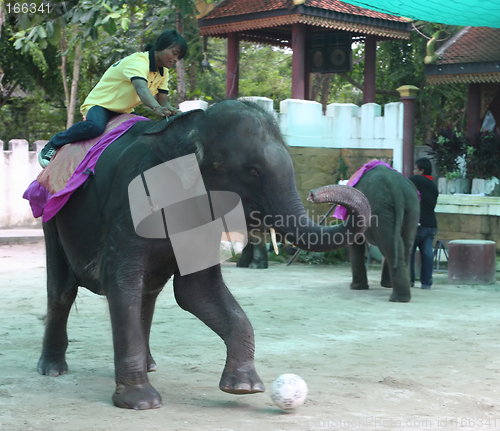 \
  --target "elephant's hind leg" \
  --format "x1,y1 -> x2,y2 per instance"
387,237 -> 411,303
381,258 -> 392,288
173,267 -> 265,395
38,221 -> 78,376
